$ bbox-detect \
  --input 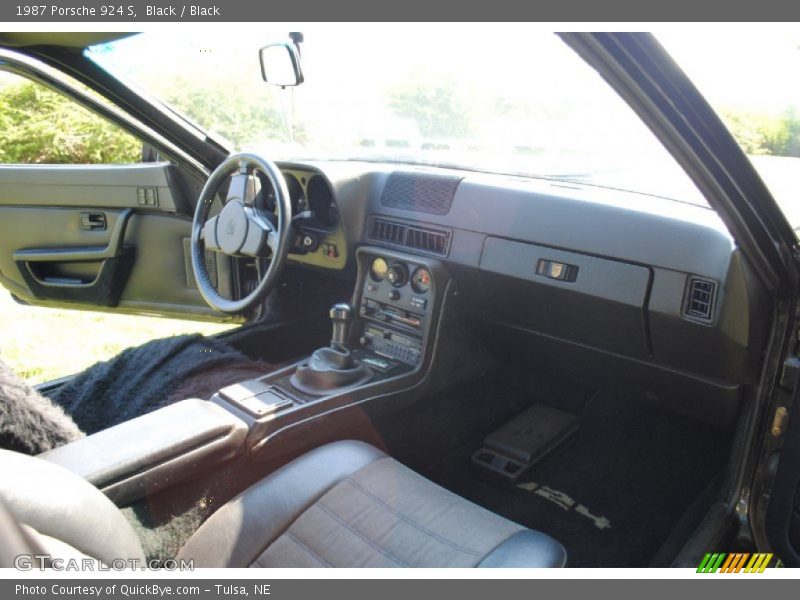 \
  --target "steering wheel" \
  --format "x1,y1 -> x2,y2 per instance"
191,153 -> 293,314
